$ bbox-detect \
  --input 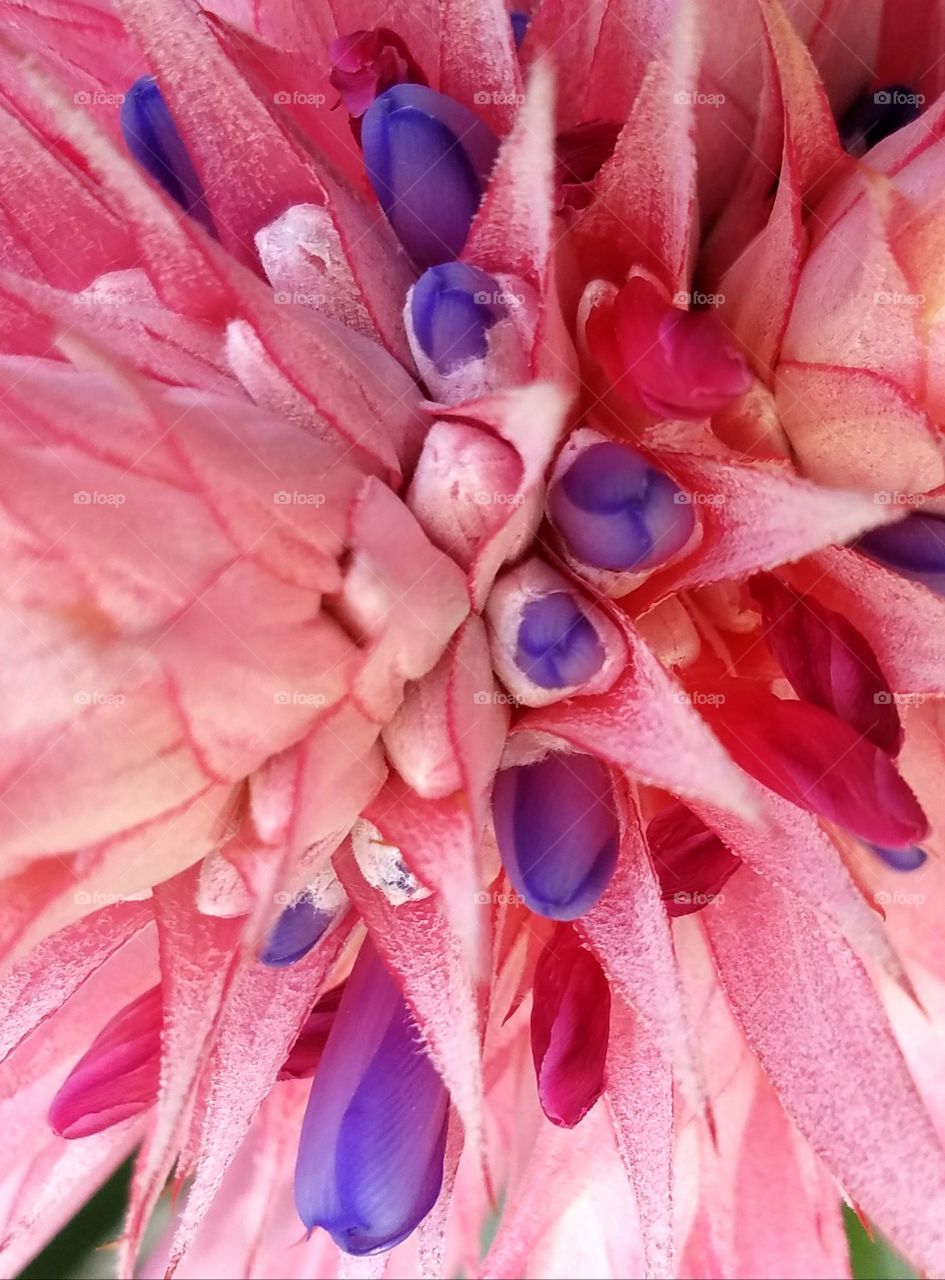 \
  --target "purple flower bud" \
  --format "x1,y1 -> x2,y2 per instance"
294,940 -> 449,1255
492,752 -> 619,920
869,843 -> 928,872
361,84 -> 499,268
548,441 -> 695,572
510,11 -> 531,48
857,513 -> 945,595
409,262 -> 506,372
839,84 -> 922,157
259,896 -> 331,968
119,76 -> 213,233
515,592 -> 605,689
